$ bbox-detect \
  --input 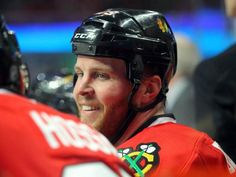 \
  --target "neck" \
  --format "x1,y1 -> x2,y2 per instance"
115,103 -> 165,146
